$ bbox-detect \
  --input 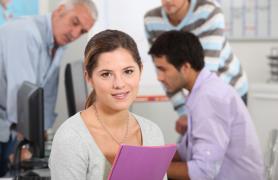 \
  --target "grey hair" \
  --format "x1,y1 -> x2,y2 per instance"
59,0 -> 98,20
